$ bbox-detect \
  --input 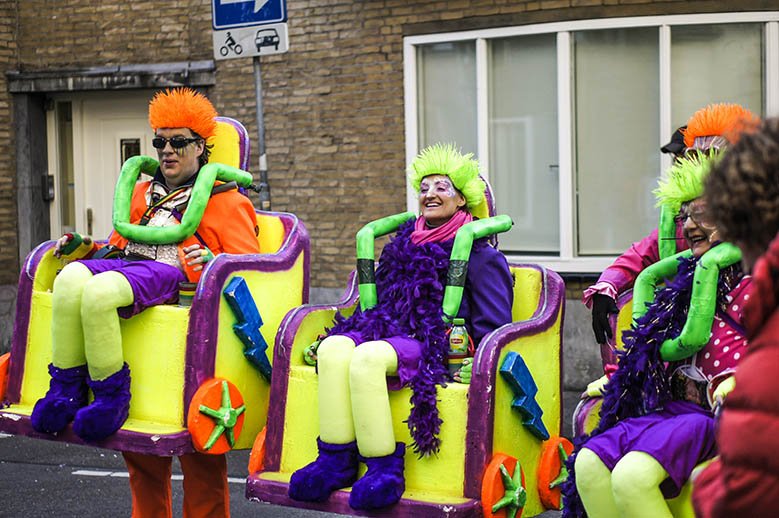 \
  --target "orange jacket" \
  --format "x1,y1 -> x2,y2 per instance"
108,180 -> 260,256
